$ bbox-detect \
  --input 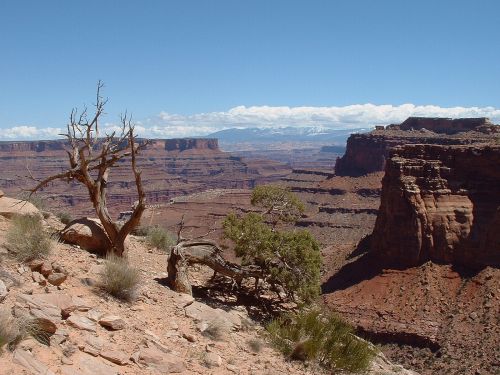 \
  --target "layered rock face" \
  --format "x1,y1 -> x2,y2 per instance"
371,143 -> 500,268
0,138 -> 290,216
164,138 -> 219,152
335,117 -> 498,176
